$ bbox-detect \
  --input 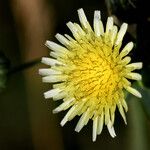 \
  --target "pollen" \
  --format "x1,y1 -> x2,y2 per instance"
39,8 -> 142,141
